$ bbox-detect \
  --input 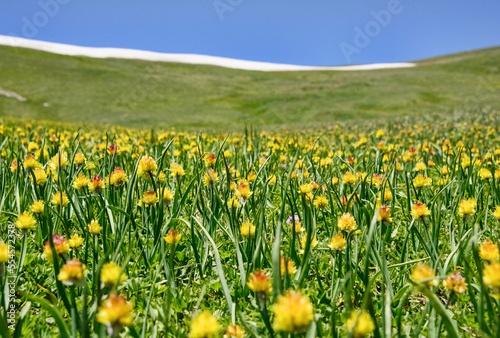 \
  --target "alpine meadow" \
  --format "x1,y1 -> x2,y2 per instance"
0,35 -> 500,338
